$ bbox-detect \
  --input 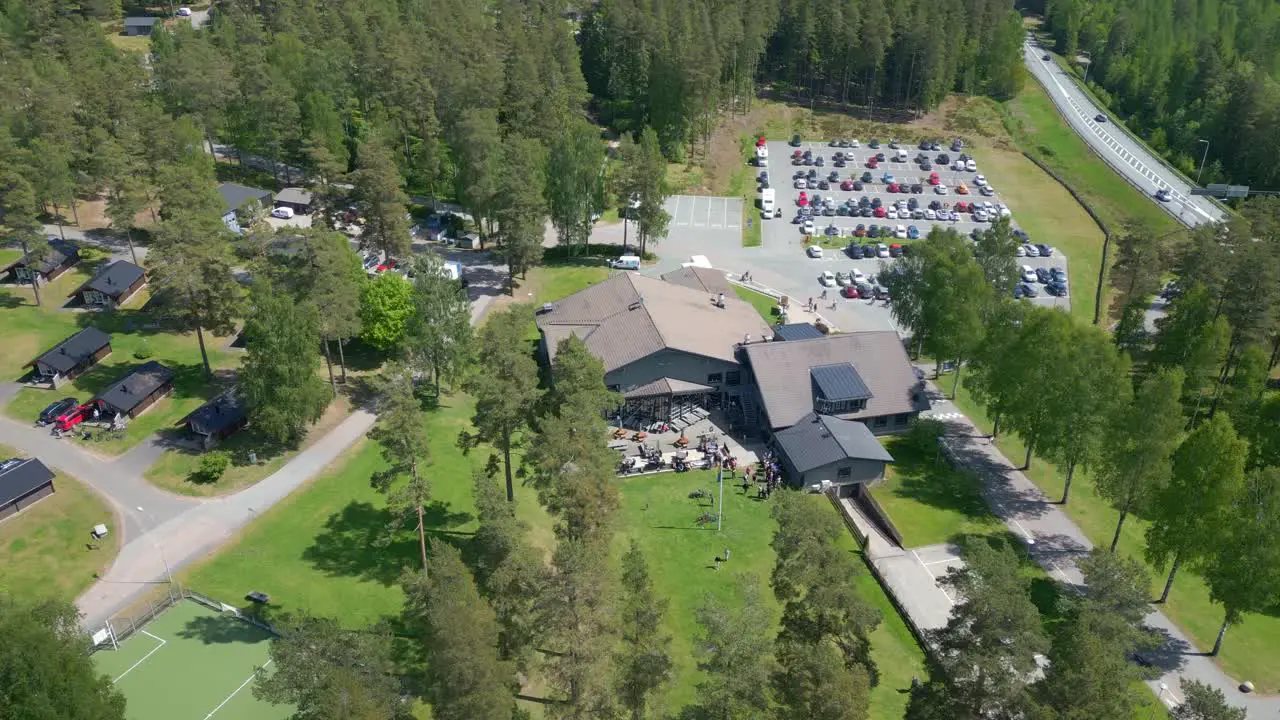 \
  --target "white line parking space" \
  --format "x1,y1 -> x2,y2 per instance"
667,196 -> 742,230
